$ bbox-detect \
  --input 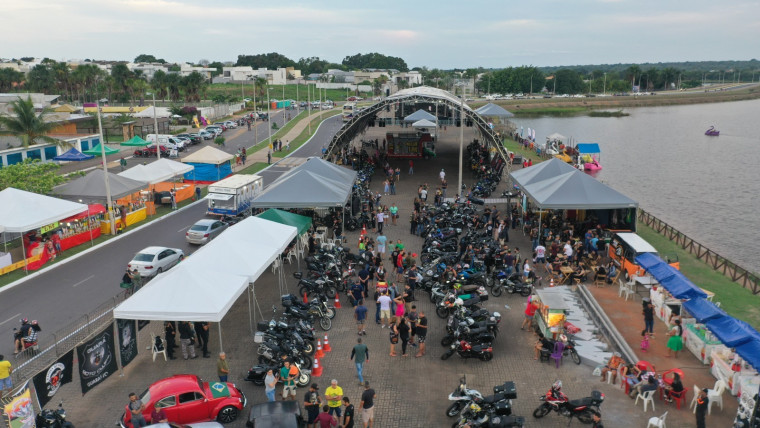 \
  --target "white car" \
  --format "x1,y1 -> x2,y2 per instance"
224,120 -> 237,129
128,246 -> 184,277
